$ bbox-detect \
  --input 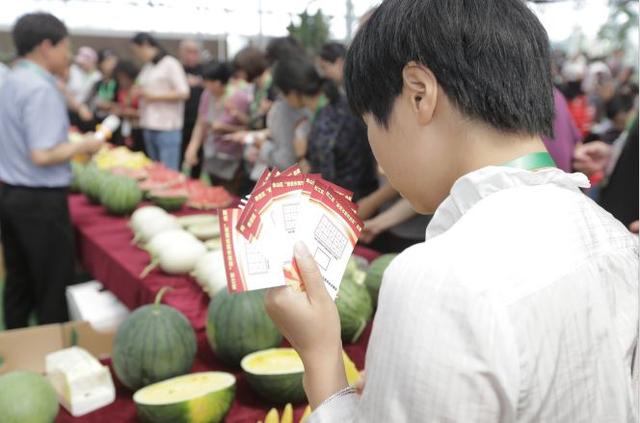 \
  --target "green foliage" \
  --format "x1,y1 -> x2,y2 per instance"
598,0 -> 639,50
287,9 -> 331,54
